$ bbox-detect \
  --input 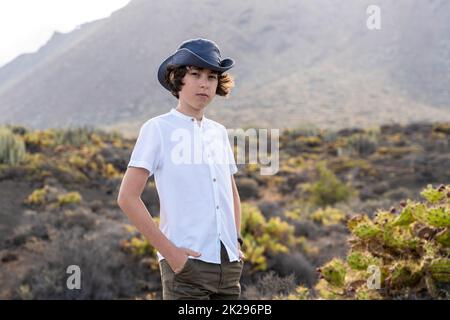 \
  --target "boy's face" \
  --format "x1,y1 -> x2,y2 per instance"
178,66 -> 218,111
